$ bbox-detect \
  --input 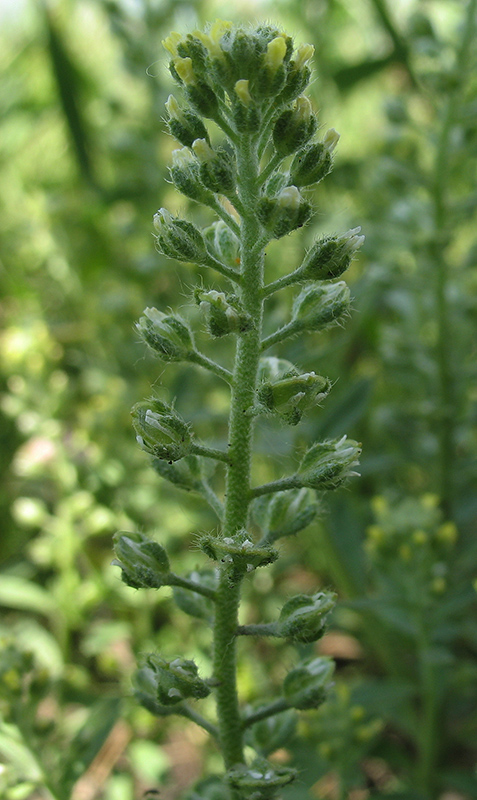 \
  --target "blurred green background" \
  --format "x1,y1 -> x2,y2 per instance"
1,0 -> 476,798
